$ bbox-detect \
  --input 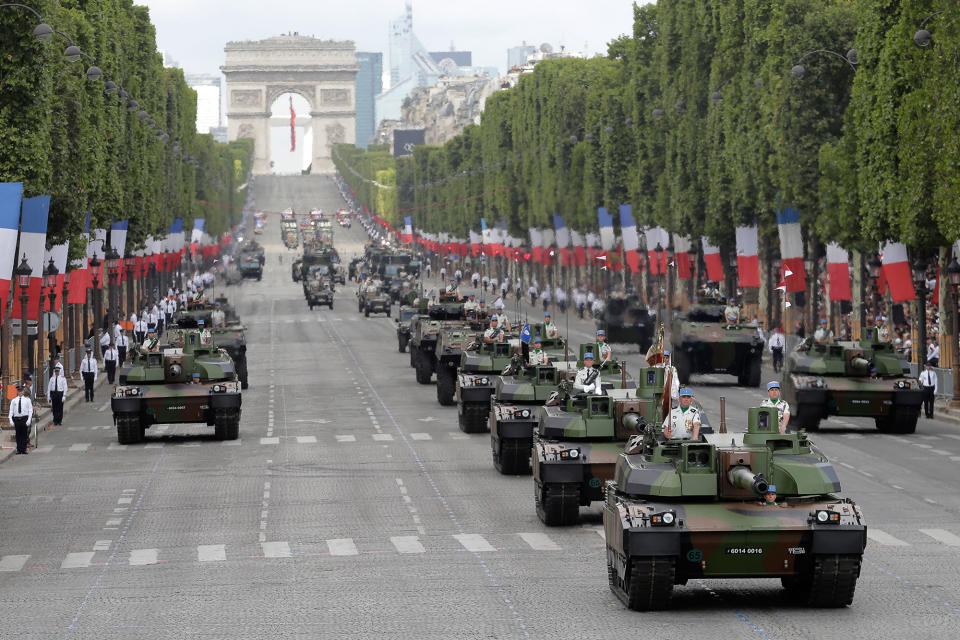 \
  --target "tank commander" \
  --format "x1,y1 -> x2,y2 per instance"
662,388 -> 701,440
210,302 -> 226,328
574,352 -> 602,395
760,381 -> 790,433
758,485 -> 778,506
483,316 -> 506,343
543,312 -> 559,339
528,336 -> 549,366
724,299 -> 740,326
445,277 -> 461,299
463,293 -> 479,314
596,329 -> 612,364
813,319 -> 832,343
141,329 -> 160,354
